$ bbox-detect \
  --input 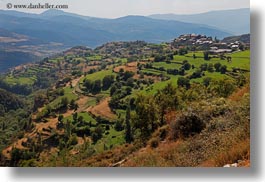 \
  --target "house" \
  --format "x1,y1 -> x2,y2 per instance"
209,49 -> 232,55
210,47 -> 218,50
